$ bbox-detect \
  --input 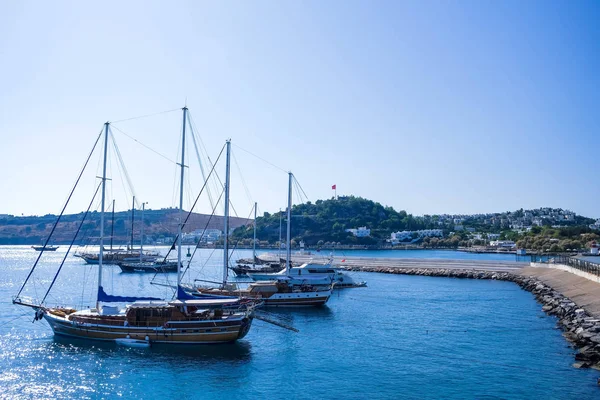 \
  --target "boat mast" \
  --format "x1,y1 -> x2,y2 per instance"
285,172 -> 292,274
222,140 -> 231,286
97,122 -> 109,311
278,208 -> 282,259
130,196 -> 135,250
253,202 -> 257,268
177,107 -> 187,290
110,199 -> 115,251
140,202 -> 146,263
